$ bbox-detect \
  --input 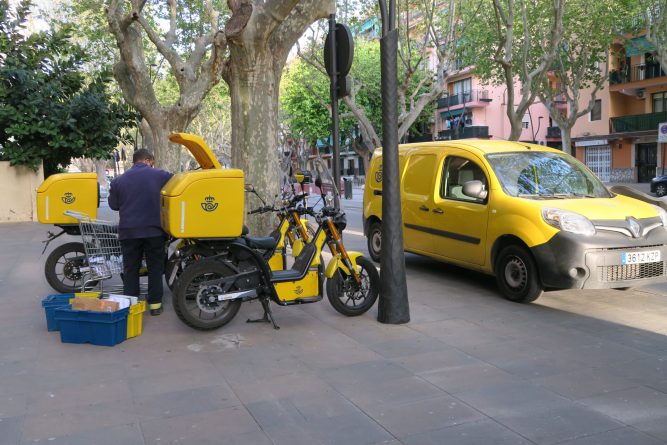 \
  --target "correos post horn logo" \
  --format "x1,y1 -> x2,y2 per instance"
61,192 -> 76,204
201,196 -> 219,212
375,166 -> 383,183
